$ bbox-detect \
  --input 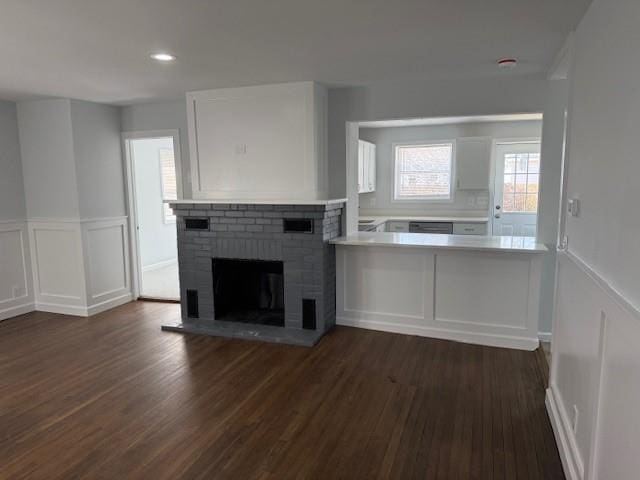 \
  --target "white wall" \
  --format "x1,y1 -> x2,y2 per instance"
131,137 -> 177,268
120,100 -> 192,198
70,100 -> 126,219
359,120 -> 542,215
17,99 -> 80,219
547,1 -> 640,479
0,101 -> 27,221
0,101 -> 33,320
